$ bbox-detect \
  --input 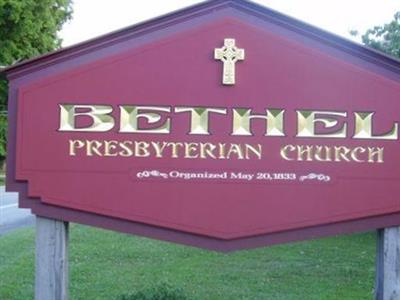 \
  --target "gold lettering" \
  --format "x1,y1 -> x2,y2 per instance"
350,147 -> 366,163
354,112 -> 398,140
104,140 -> 119,157
185,143 -> 199,159
280,144 -> 295,161
297,110 -> 347,138
314,146 -> 332,162
297,145 -> 313,161
219,143 -> 226,159
245,144 -> 262,160
120,106 -> 171,134
69,140 -> 85,156
226,144 -> 244,159
232,108 -> 285,136
368,147 -> 384,163
175,107 -> 227,135
86,140 -> 103,156
134,141 -> 150,157
151,142 -> 168,158
334,146 -> 351,162
119,141 -> 133,157
168,142 -> 184,158
59,105 -> 114,132
200,143 -> 217,159
280,144 -> 383,163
